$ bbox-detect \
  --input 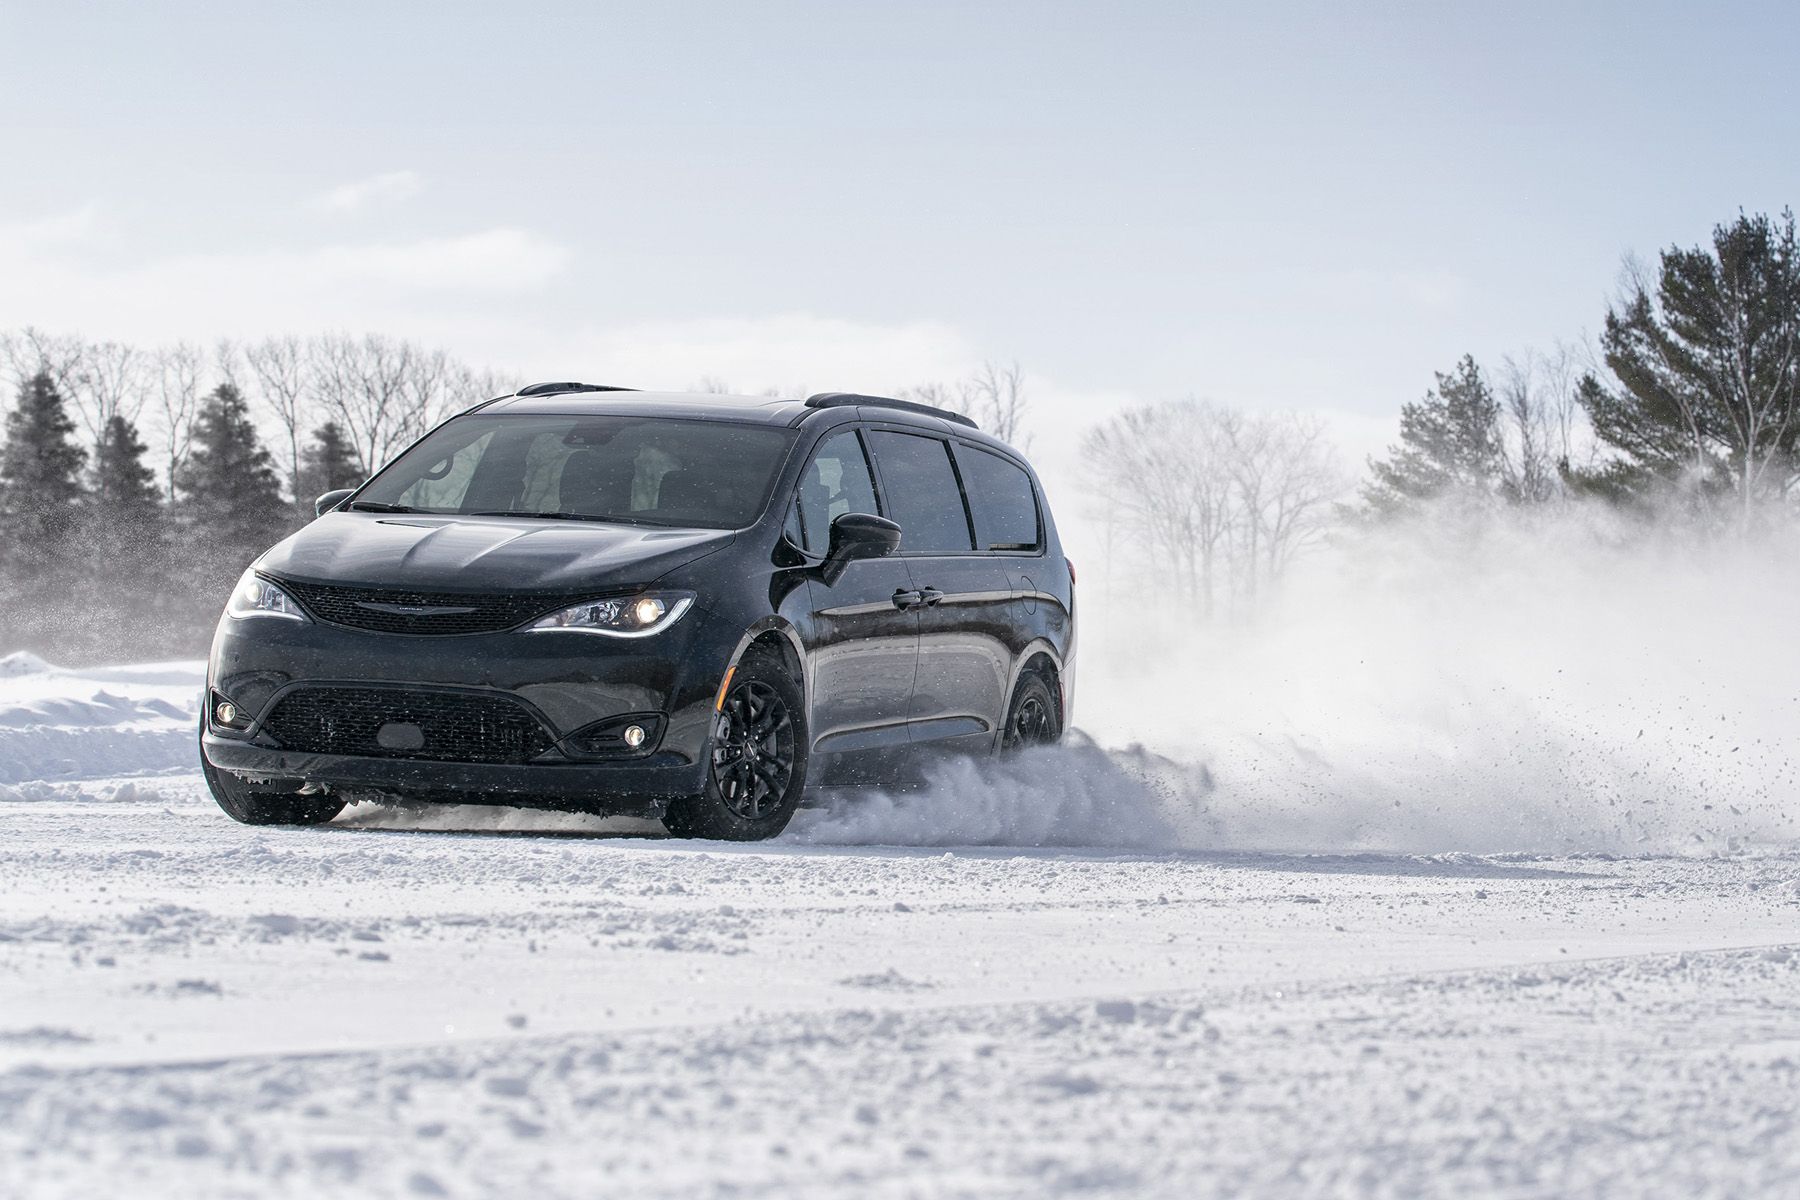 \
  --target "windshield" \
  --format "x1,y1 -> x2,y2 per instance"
352,414 -> 795,529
